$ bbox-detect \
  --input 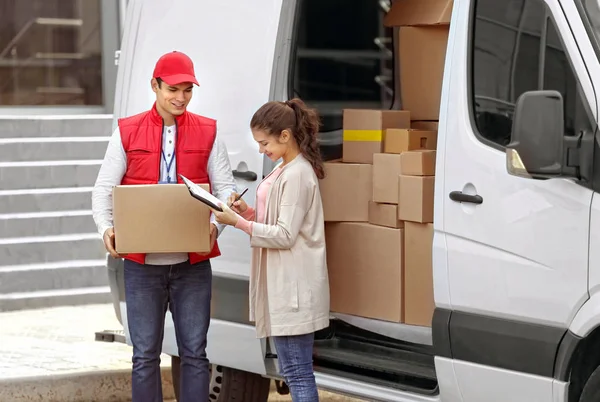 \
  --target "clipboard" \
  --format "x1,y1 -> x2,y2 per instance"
179,174 -> 224,212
